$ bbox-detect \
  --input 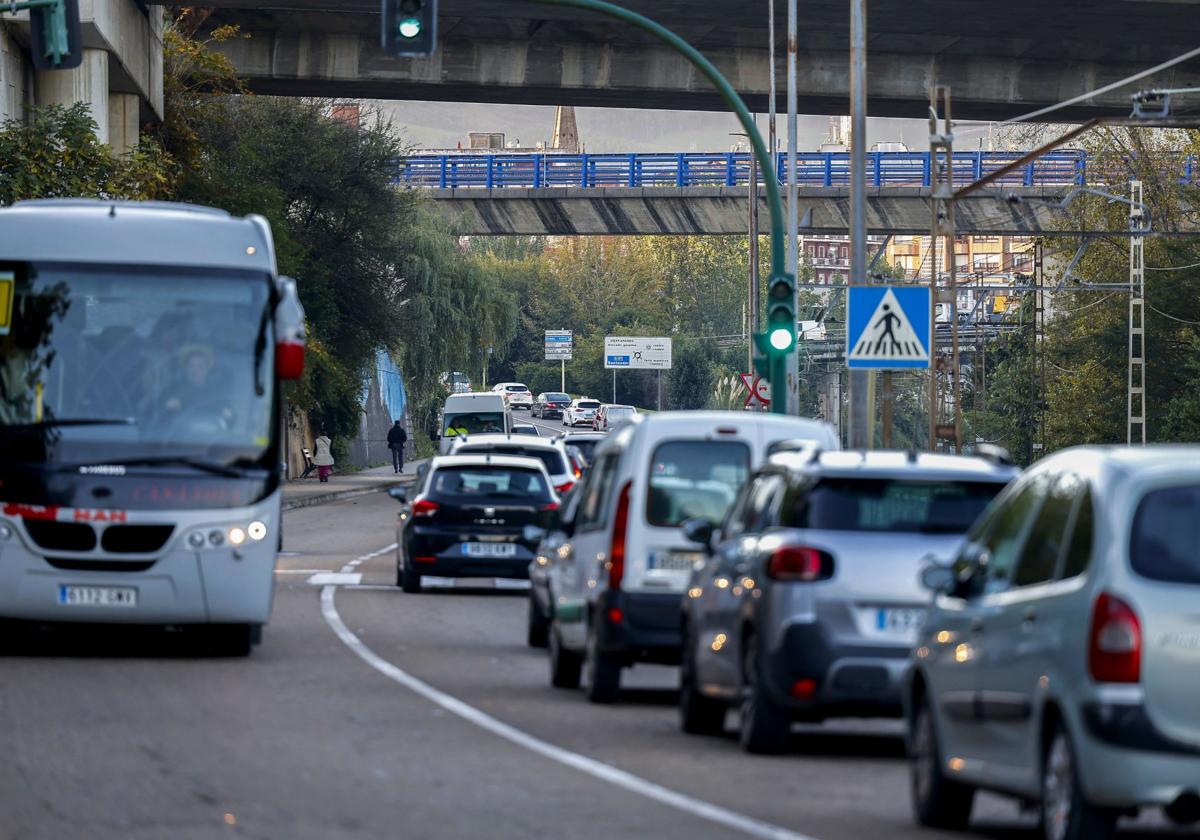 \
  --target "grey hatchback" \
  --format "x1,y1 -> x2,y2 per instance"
907,446 -> 1200,840
679,448 -> 1016,754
